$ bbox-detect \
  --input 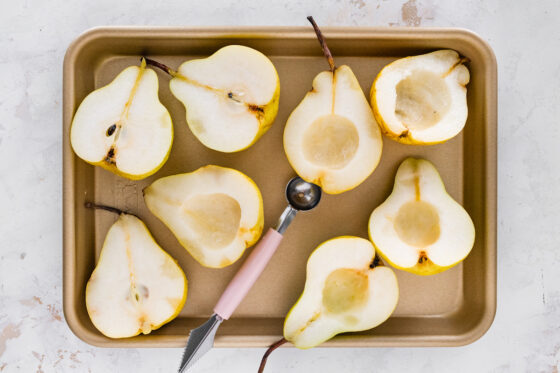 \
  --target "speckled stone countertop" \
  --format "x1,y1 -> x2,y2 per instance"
1,0 -> 559,372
